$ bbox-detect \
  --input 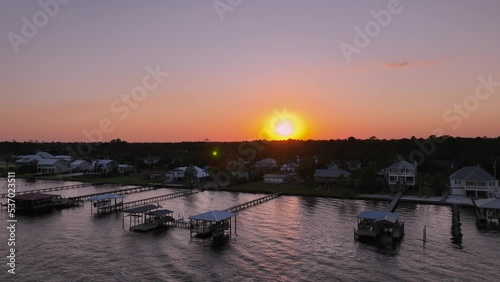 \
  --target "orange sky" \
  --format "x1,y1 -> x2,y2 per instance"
1,1 -> 500,142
